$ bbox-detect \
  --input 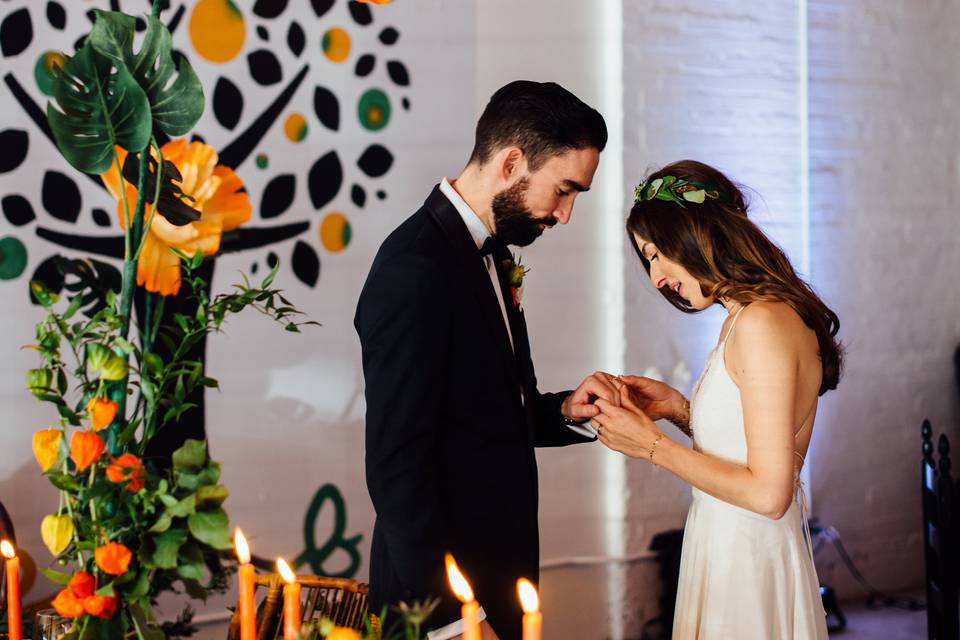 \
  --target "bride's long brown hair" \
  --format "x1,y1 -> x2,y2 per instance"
626,160 -> 843,395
